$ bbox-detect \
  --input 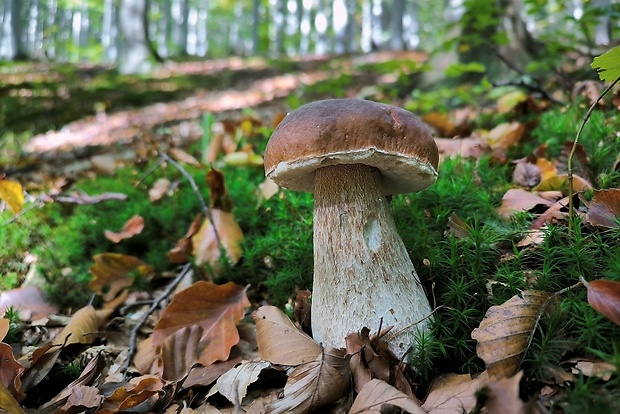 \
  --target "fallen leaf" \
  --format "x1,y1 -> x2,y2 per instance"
206,360 -> 272,406
0,178 -> 24,213
349,378 -> 425,414
168,214 -> 203,264
423,112 -> 456,137
223,151 -> 264,167
170,147 -> 201,166
586,189 -> 620,228
266,347 -> 350,413
52,305 -> 108,346
434,137 -> 489,158
421,371 -> 489,414
153,282 -> 250,369
471,291 -> 550,378
534,174 -> 591,193
192,210 -> 244,274
0,286 -> 58,321
498,189 -> 554,218
0,319 -> 8,341
89,253 -> 153,301
0,343 -> 25,401
104,215 -> 145,243
98,375 -> 164,414
56,385 -> 103,414
585,279 -> 620,326
497,90 -> 529,114
567,358 -> 617,381
345,328 -> 390,391
253,305 -> 321,366
90,154 -> 117,175
483,371 -> 525,414
0,381 -> 25,414
484,122 -> 526,150
149,178 -> 171,203
530,196 -> 570,230
258,177 -> 279,203
512,157 -> 541,188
